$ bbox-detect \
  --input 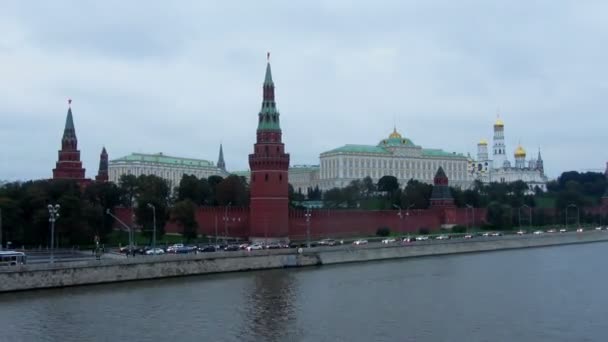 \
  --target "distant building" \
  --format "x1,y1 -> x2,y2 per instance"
470,116 -> 548,191
289,165 -> 320,194
318,127 -> 470,190
109,148 -> 228,189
